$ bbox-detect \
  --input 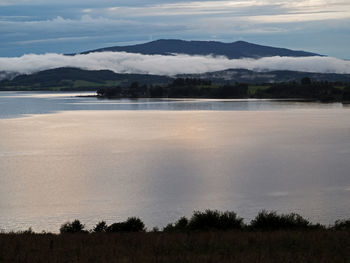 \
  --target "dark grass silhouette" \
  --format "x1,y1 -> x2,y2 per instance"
1,210 -> 349,263
1,231 -> 349,263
